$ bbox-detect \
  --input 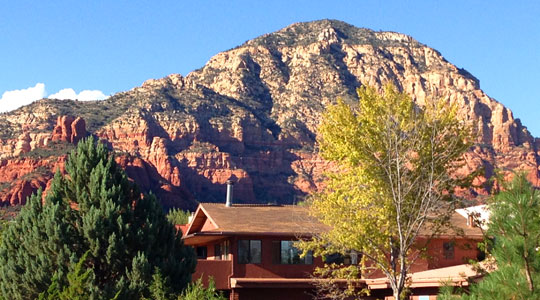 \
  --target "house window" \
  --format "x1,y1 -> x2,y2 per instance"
196,246 -> 207,259
274,241 -> 313,264
215,244 -> 221,260
324,251 -> 359,265
238,240 -> 261,264
215,240 -> 230,260
222,240 -> 230,260
443,242 -> 455,260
